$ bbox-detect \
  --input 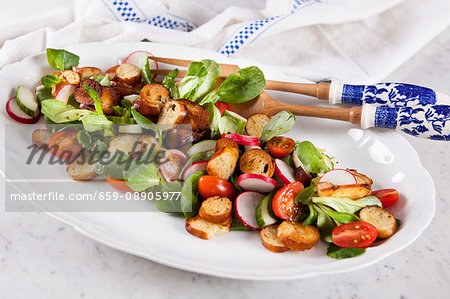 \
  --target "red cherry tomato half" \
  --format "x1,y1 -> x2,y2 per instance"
106,177 -> 136,193
48,130 -> 82,161
267,136 -> 295,158
272,181 -> 304,220
214,102 -> 231,116
332,222 -> 378,248
198,175 -> 236,200
371,189 -> 399,208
